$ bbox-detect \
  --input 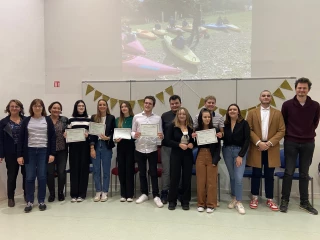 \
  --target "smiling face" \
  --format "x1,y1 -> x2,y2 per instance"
144,98 -> 154,113
259,91 -> 272,105
98,100 -> 108,114
204,99 -> 216,111
9,101 -> 21,116
202,111 -> 211,126
228,105 -> 239,119
170,99 -> 181,113
77,102 -> 85,114
177,109 -> 187,123
295,83 -> 309,98
50,103 -> 61,117
121,103 -> 129,115
32,103 -> 43,116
